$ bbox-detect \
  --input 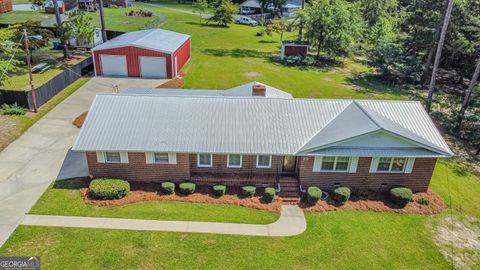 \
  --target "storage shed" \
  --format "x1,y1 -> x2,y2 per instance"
280,40 -> 309,59
0,0 -> 12,13
92,29 -> 191,79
